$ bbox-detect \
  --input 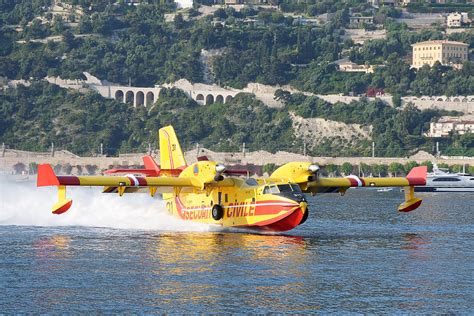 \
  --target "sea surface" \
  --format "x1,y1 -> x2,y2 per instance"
0,181 -> 473,313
